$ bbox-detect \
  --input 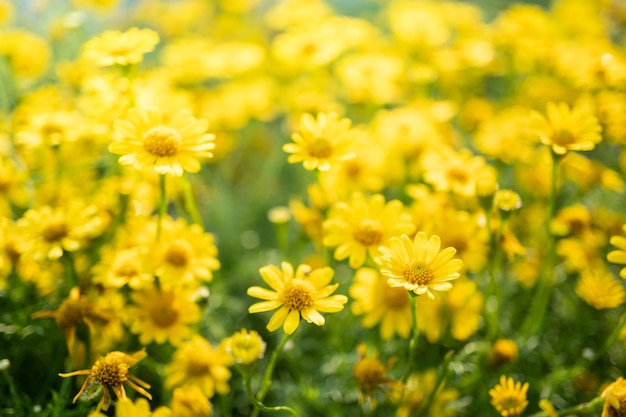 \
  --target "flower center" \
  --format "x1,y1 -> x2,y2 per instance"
403,262 -> 434,286
382,284 -> 410,309
143,126 -> 182,157
165,241 -> 191,268
353,357 -> 386,387
551,129 -> 575,146
56,298 -> 90,329
307,137 -> 333,159
447,167 -> 470,184
281,279 -> 314,311
150,304 -> 179,328
499,394 -> 524,415
42,220 -> 69,243
92,353 -> 129,387
186,358 -> 211,376
353,220 -> 383,247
